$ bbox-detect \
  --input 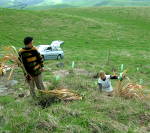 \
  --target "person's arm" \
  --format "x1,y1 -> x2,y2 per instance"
98,83 -> 102,92
110,75 -> 118,79
35,50 -> 44,68
98,78 -> 102,92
